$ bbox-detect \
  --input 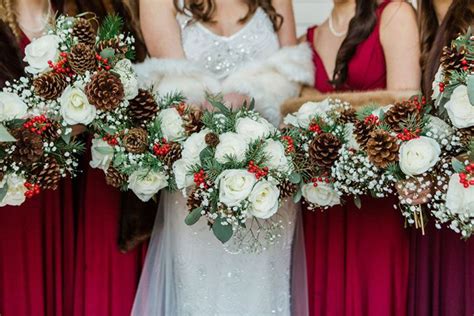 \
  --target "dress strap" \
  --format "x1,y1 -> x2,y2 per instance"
306,25 -> 318,47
